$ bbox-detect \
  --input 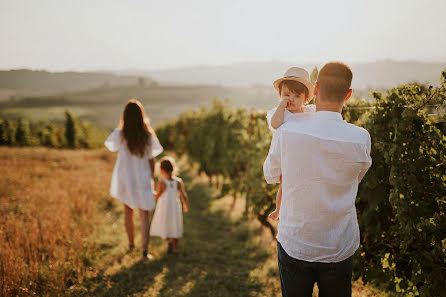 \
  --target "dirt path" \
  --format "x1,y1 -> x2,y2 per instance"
70,170 -> 280,297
